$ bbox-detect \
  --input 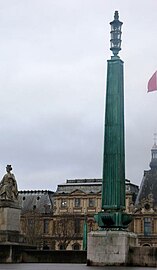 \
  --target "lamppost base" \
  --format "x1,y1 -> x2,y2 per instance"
94,211 -> 132,229
87,230 -> 137,266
